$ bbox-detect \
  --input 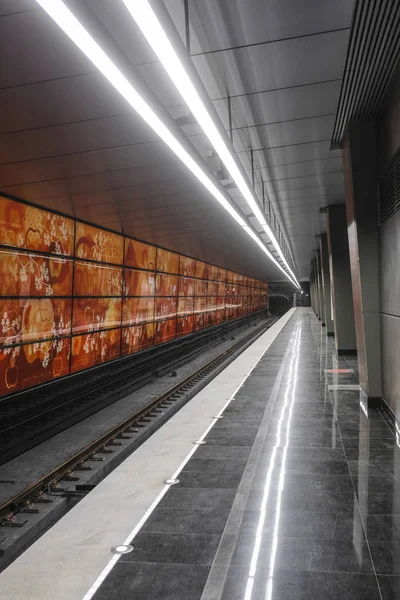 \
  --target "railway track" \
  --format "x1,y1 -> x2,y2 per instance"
0,312 -> 282,555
